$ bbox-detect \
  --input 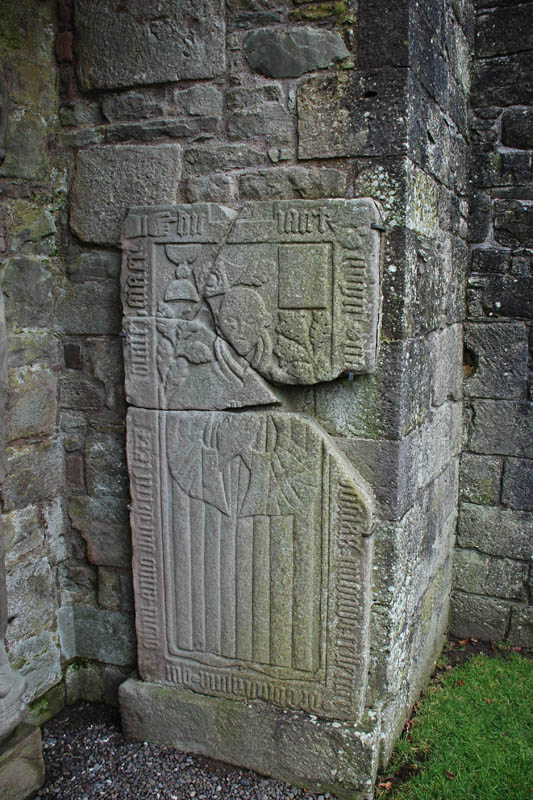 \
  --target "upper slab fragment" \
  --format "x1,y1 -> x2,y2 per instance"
74,0 -> 226,90
121,199 -> 382,408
